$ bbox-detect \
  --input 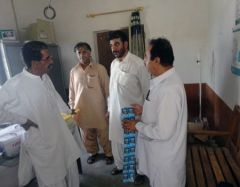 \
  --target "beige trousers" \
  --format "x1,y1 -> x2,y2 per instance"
80,127 -> 112,157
